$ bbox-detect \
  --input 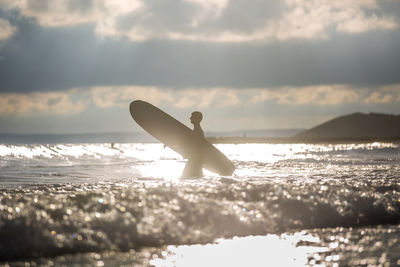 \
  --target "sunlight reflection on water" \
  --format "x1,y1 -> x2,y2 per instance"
136,160 -> 184,180
151,233 -> 329,267
1,142 -> 400,265
1,142 -> 398,184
